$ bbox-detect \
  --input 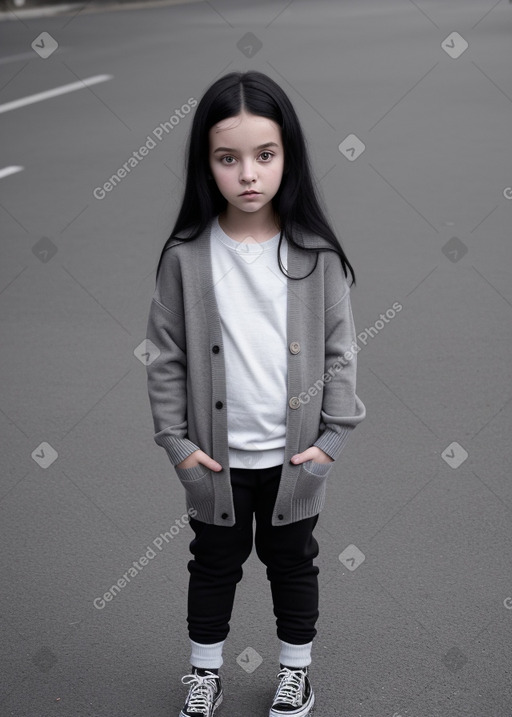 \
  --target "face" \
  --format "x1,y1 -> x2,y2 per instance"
208,110 -> 285,216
